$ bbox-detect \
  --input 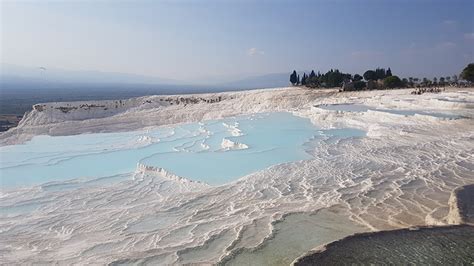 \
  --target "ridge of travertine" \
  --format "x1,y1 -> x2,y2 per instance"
1,86 -> 473,265
0,87 -> 337,145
